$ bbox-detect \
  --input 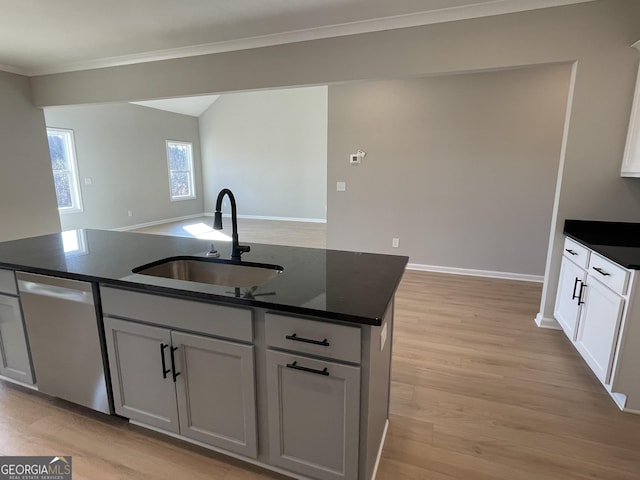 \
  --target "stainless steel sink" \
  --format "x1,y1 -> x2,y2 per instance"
133,257 -> 283,288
